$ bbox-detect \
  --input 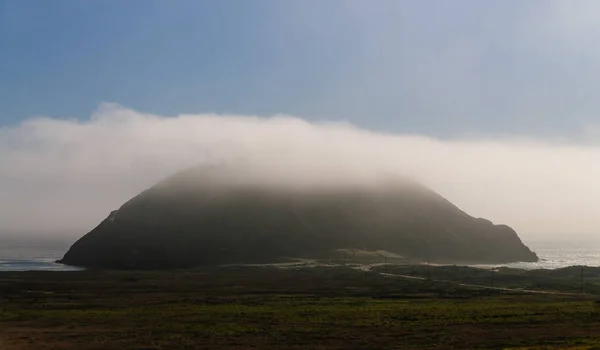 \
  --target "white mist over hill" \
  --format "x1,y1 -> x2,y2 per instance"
1,103 -> 600,239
